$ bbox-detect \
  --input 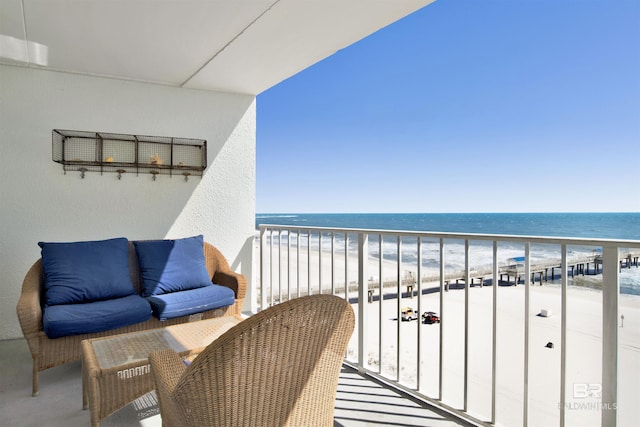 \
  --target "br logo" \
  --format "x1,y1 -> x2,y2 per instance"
573,383 -> 602,399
